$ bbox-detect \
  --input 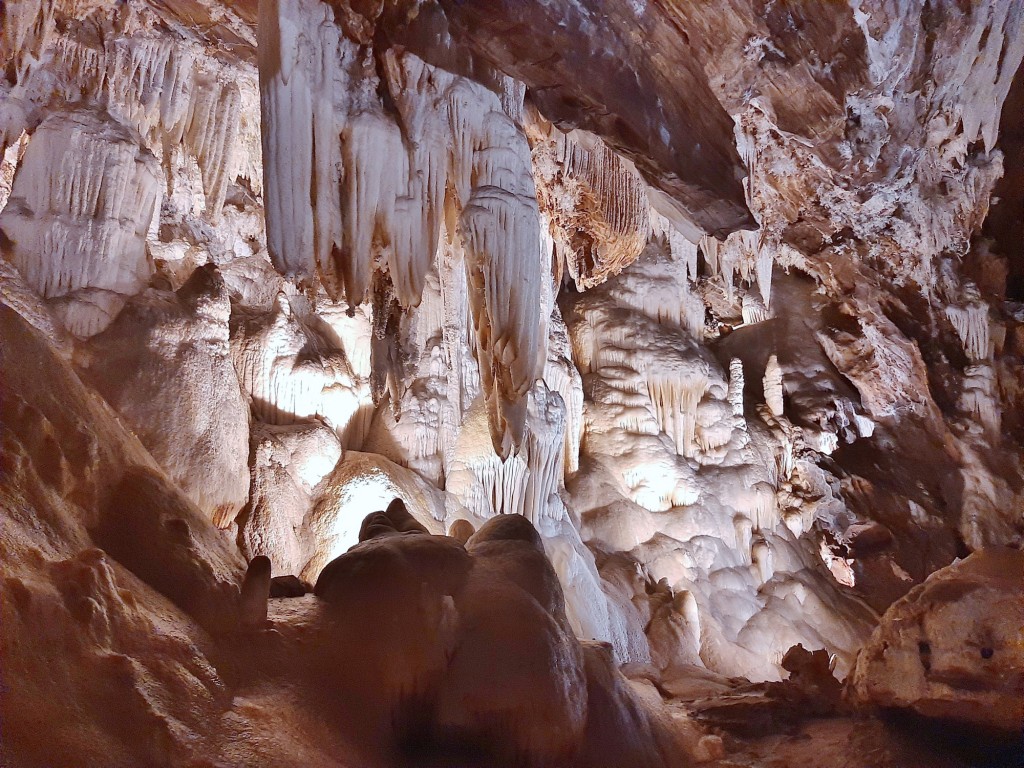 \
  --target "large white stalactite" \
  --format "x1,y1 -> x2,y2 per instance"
258,0 -> 545,457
